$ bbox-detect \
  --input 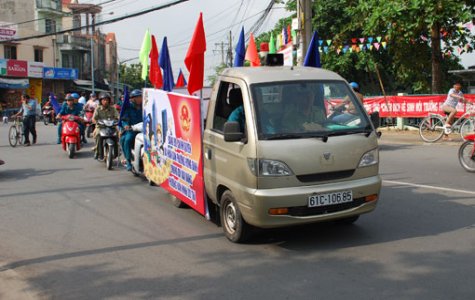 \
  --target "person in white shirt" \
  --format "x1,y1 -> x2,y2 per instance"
78,92 -> 87,106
